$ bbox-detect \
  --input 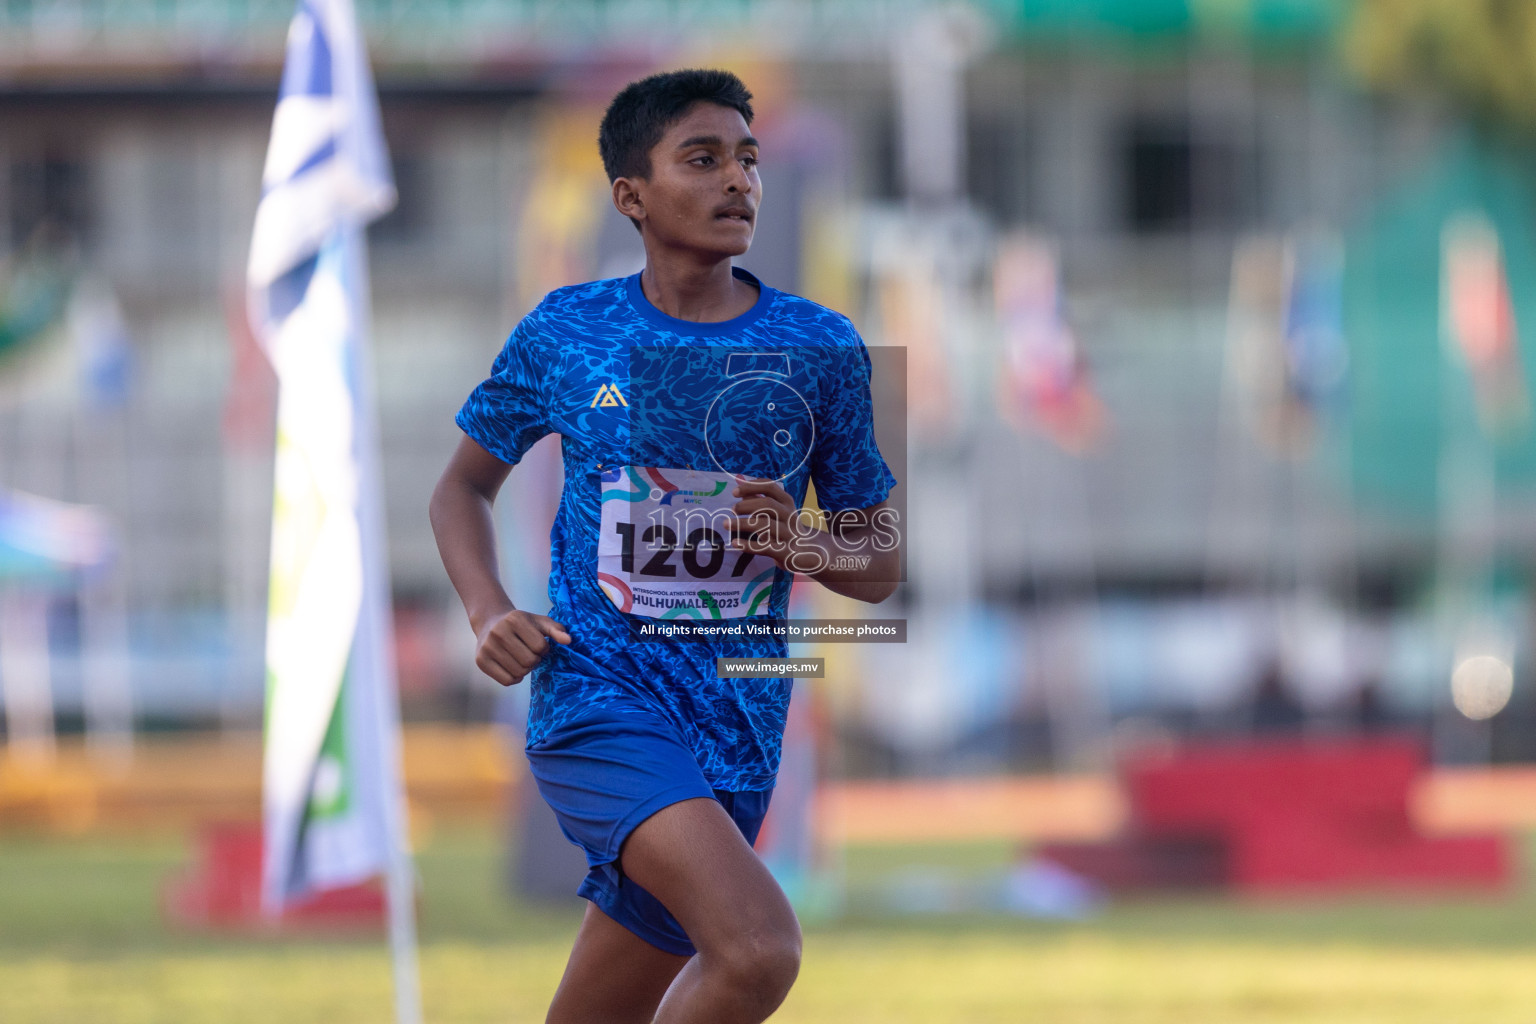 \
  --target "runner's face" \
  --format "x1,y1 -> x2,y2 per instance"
635,102 -> 760,257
